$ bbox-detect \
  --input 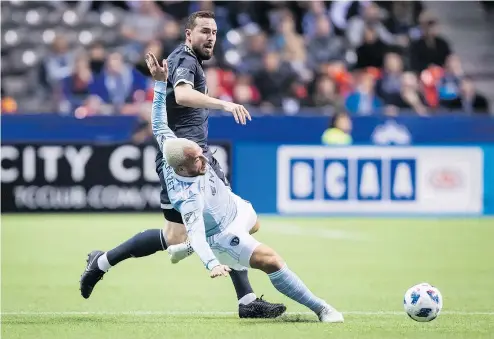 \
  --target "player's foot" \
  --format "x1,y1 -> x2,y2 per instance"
80,250 -> 105,299
167,242 -> 193,264
238,295 -> 287,319
318,306 -> 344,323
